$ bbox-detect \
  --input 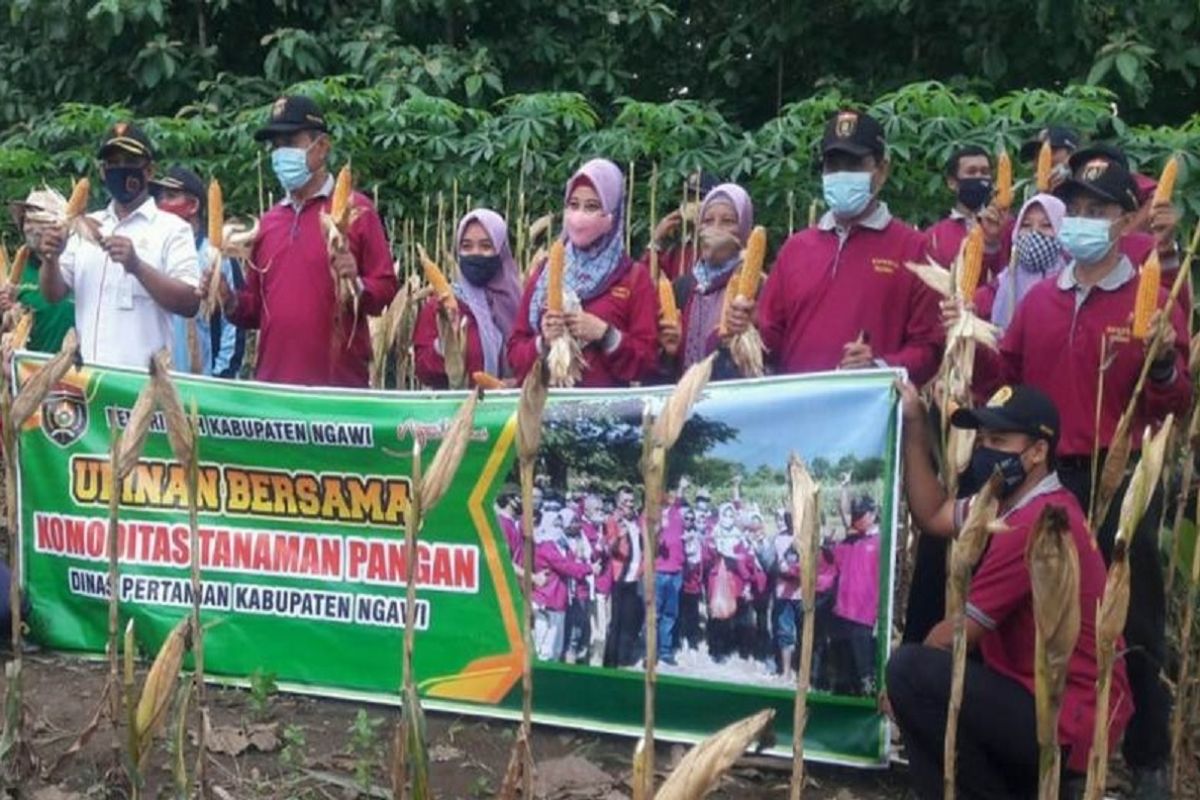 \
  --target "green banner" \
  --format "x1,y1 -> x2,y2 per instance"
16,355 -> 902,767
